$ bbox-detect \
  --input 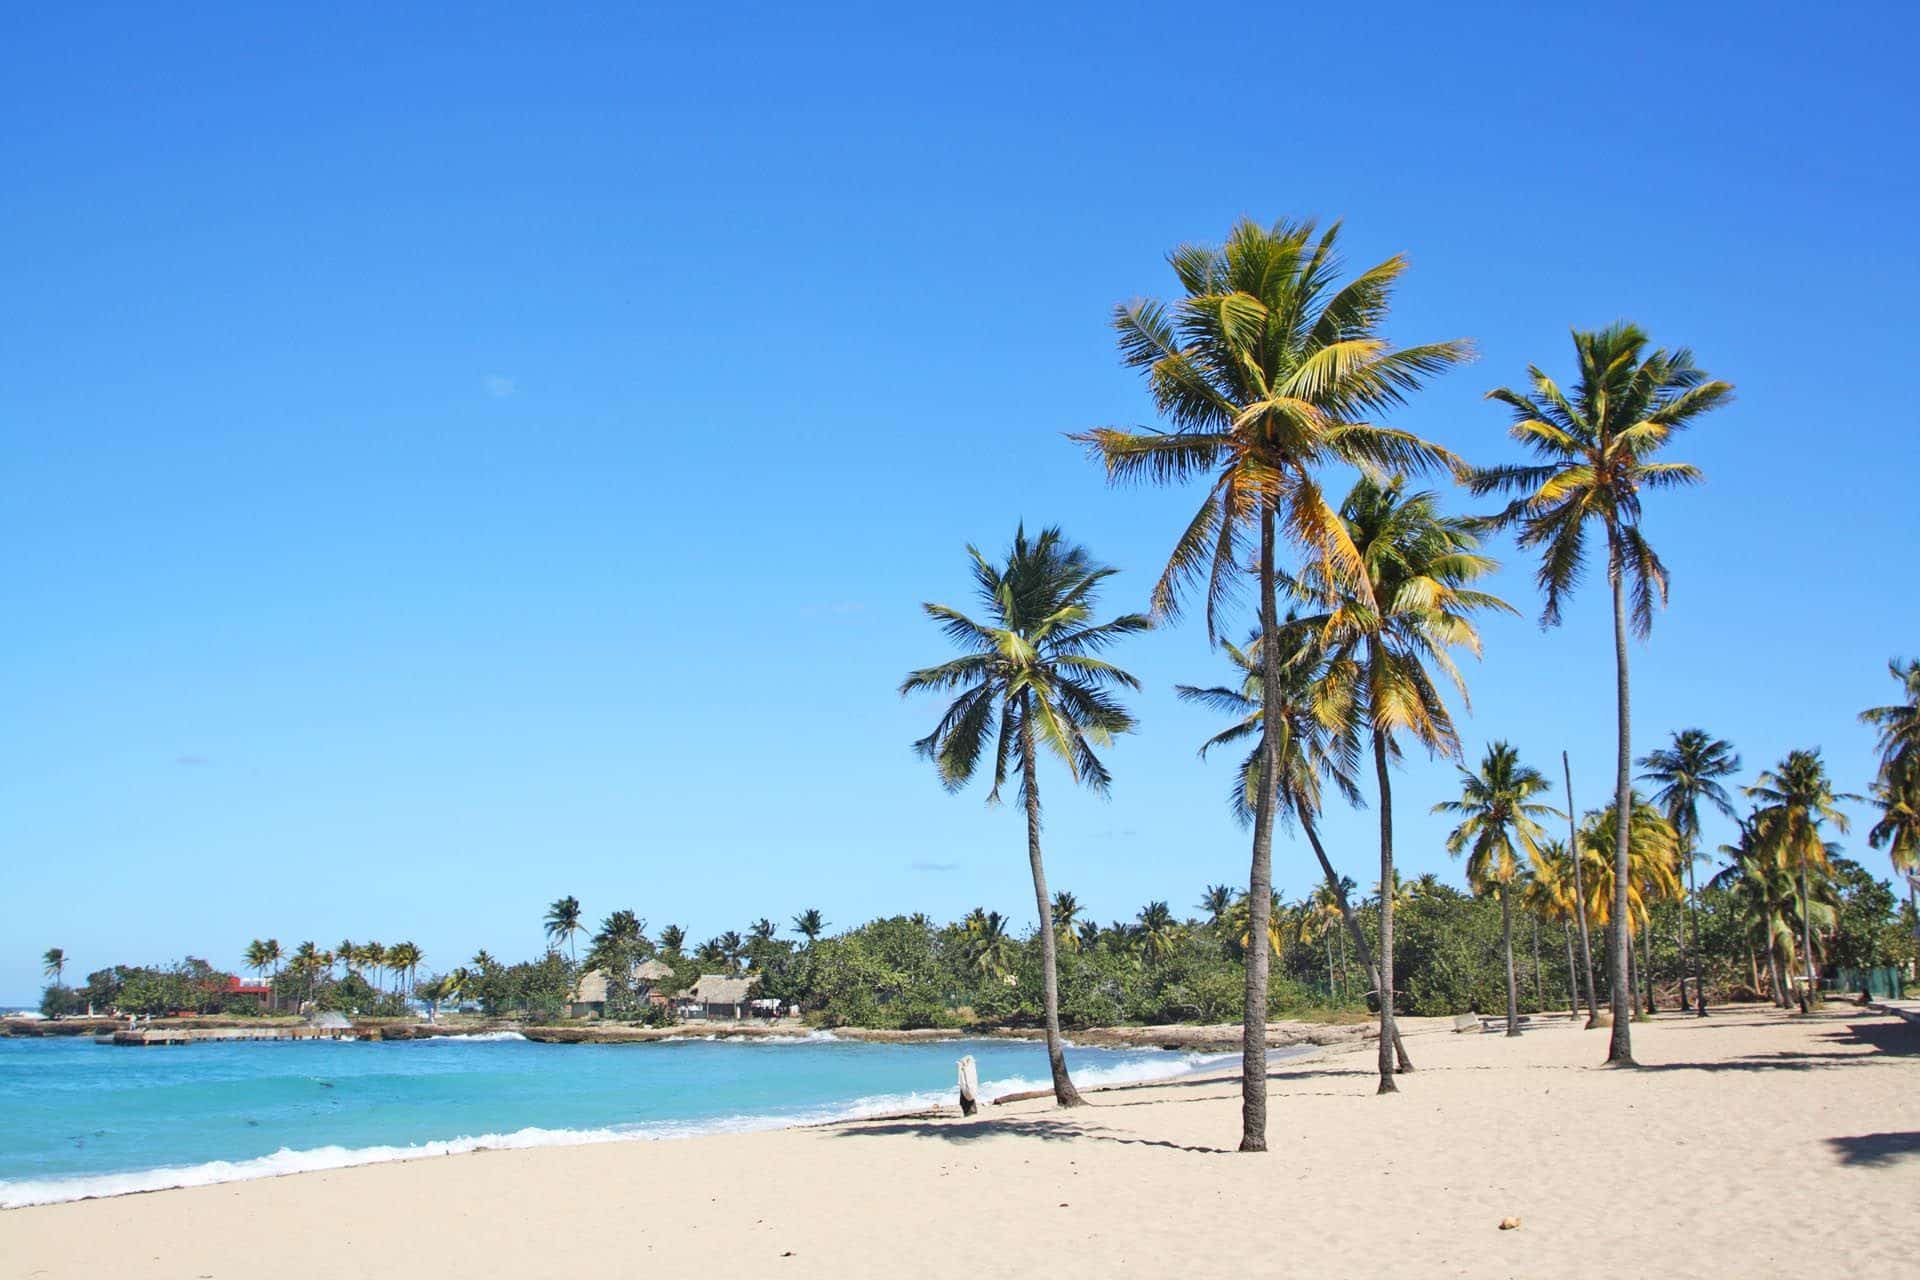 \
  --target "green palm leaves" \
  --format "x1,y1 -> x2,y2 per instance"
1862,660 -> 1920,885
545,896 -> 584,961
1473,323 -> 1733,633
901,525 -> 1147,797
1434,743 -> 1555,893
1075,217 -> 1471,632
